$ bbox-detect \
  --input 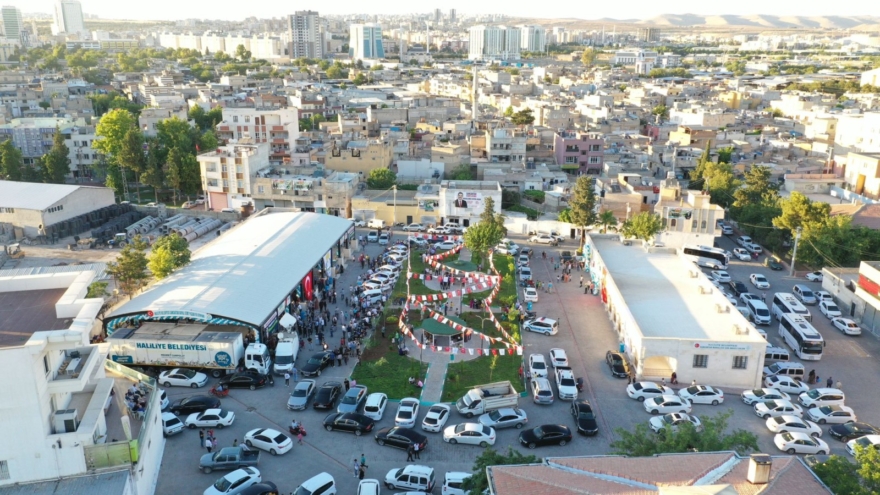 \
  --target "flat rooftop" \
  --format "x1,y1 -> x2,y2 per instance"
0,289 -> 69,348
593,238 -> 763,342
